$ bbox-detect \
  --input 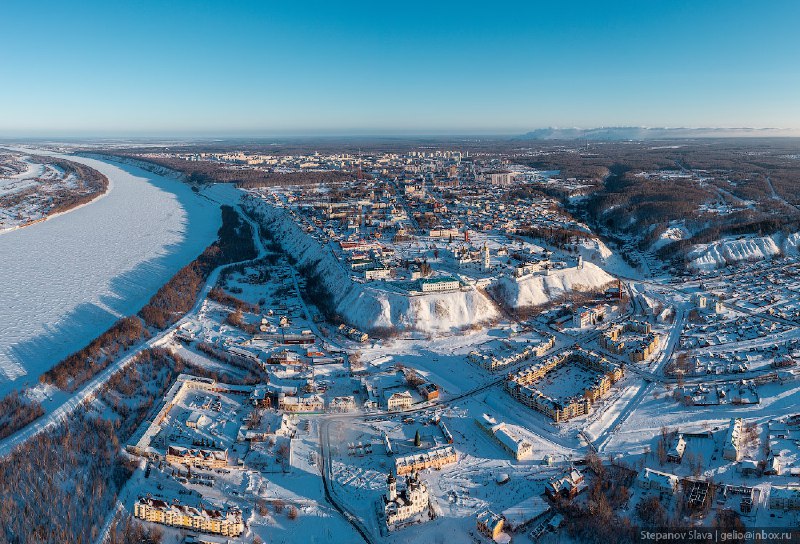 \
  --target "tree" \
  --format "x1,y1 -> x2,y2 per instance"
414,430 -> 421,447
636,496 -> 668,528
714,508 -> 745,533
287,505 -> 299,520
657,439 -> 667,466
